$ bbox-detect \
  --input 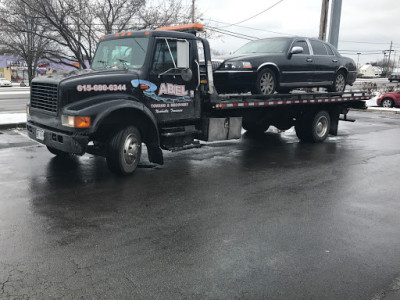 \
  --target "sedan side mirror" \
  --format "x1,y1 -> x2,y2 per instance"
290,46 -> 304,55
